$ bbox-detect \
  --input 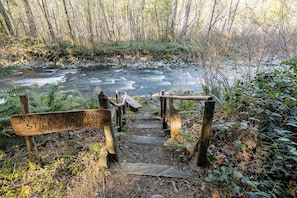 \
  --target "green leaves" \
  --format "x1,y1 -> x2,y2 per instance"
223,57 -> 297,197
205,159 -> 244,196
